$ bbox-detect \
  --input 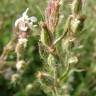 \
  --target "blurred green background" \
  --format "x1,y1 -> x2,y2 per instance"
0,0 -> 96,96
